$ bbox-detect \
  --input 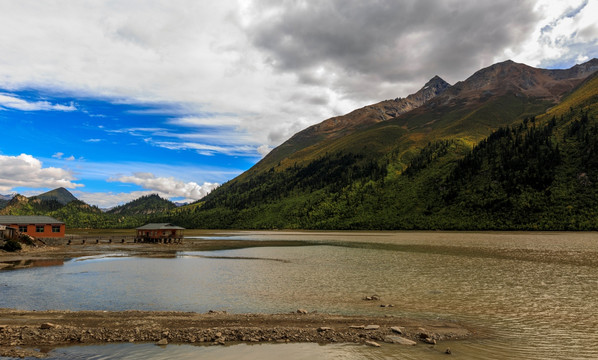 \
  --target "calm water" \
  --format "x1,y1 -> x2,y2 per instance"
1,231 -> 598,359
